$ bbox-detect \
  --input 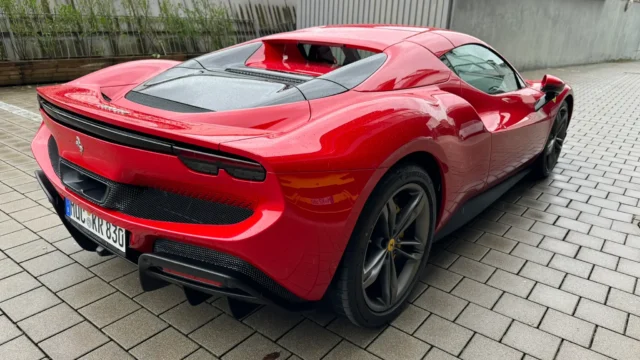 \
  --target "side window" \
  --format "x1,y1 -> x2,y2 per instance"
442,44 -> 520,95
